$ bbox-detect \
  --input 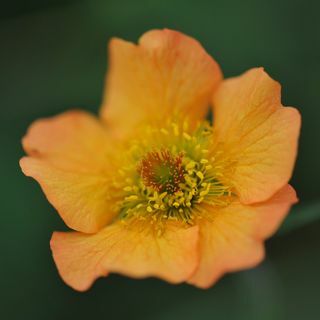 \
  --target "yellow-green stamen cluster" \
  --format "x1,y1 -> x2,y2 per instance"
116,121 -> 233,227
